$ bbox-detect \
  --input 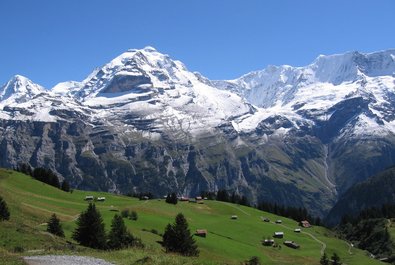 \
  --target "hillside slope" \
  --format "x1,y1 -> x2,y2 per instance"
326,166 -> 395,226
0,169 -> 383,265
